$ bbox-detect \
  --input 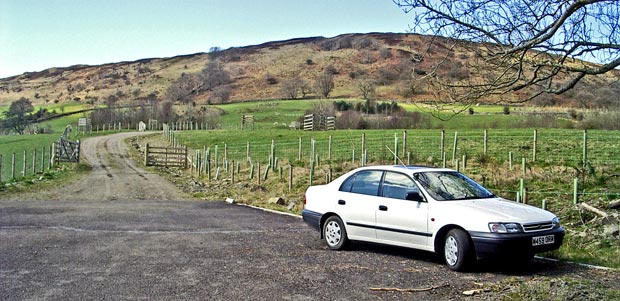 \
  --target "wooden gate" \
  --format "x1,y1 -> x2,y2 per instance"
55,140 -> 80,163
55,125 -> 80,163
144,144 -> 187,168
